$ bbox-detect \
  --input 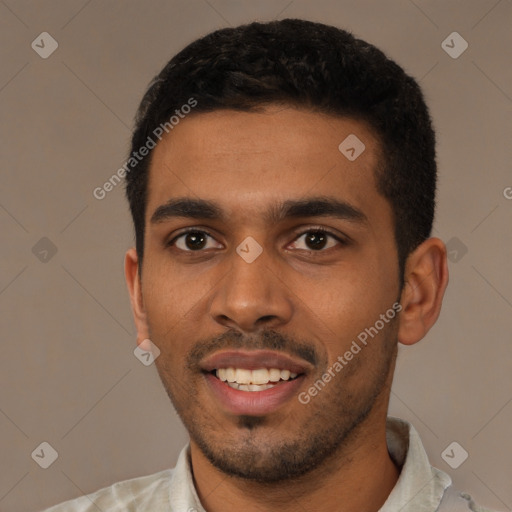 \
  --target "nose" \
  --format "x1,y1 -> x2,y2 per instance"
209,244 -> 294,333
